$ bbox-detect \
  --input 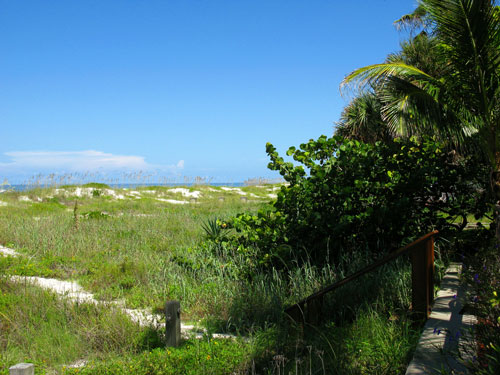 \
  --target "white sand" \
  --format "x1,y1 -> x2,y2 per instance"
220,187 -> 240,192
104,189 -> 125,200
127,190 -> 142,198
53,187 -> 125,200
0,246 -> 19,257
10,275 -> 163,326
74,187 -> 91,197
9,275 -> 213,332
156,198 -> 189,204
220,187 -> 248,195
11,276 -> 97,303
17,196 -> 41,202
54,187 -> 92,198
66,360 -> 88,369
168,188 -> 202,198
5,243 -> 236,343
